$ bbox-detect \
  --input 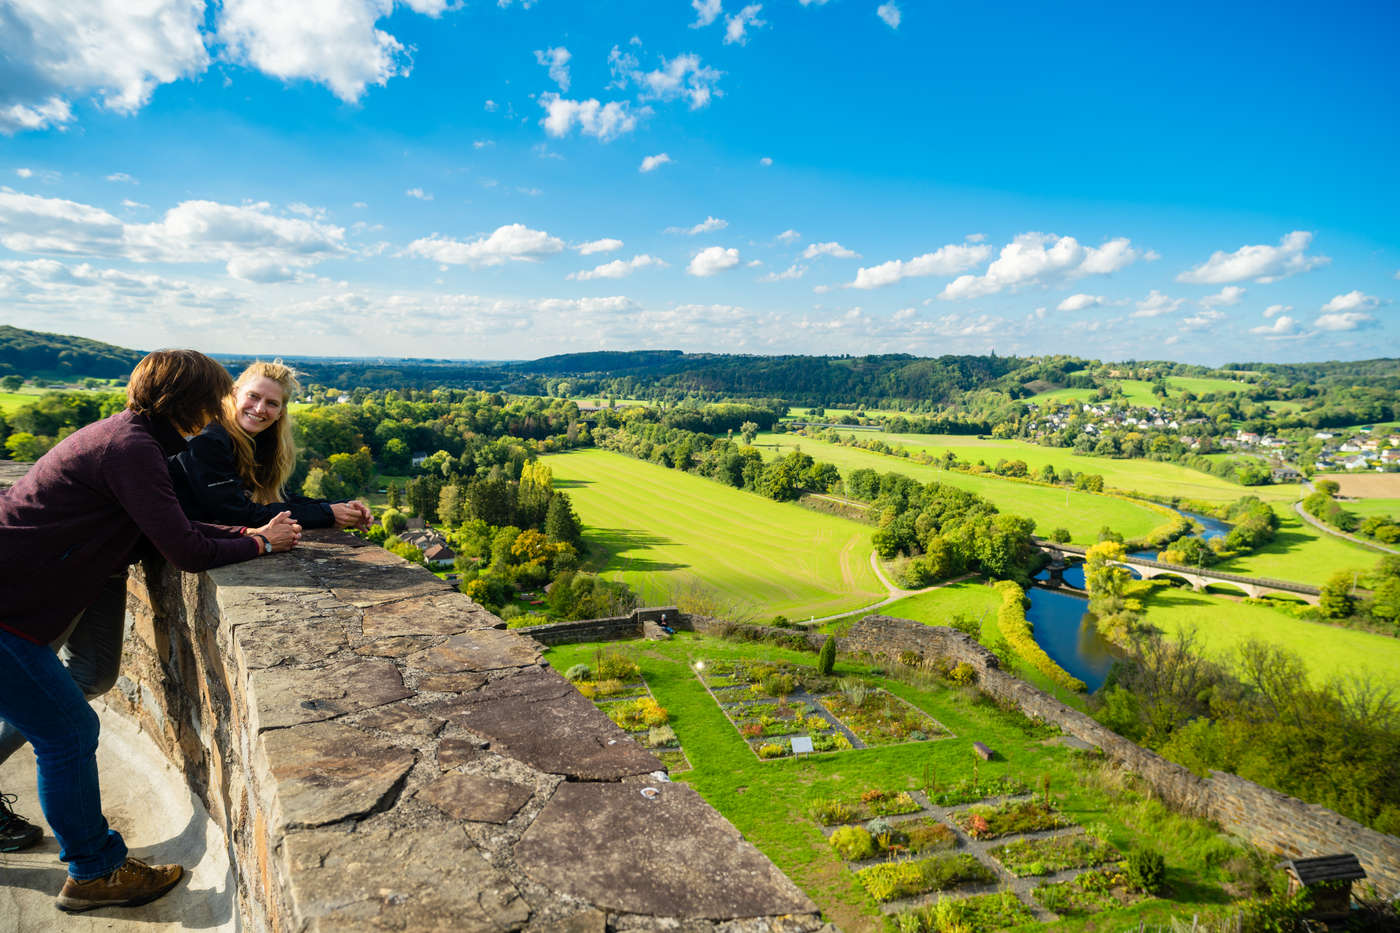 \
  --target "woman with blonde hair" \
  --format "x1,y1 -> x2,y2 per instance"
171,360 -> 370,531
